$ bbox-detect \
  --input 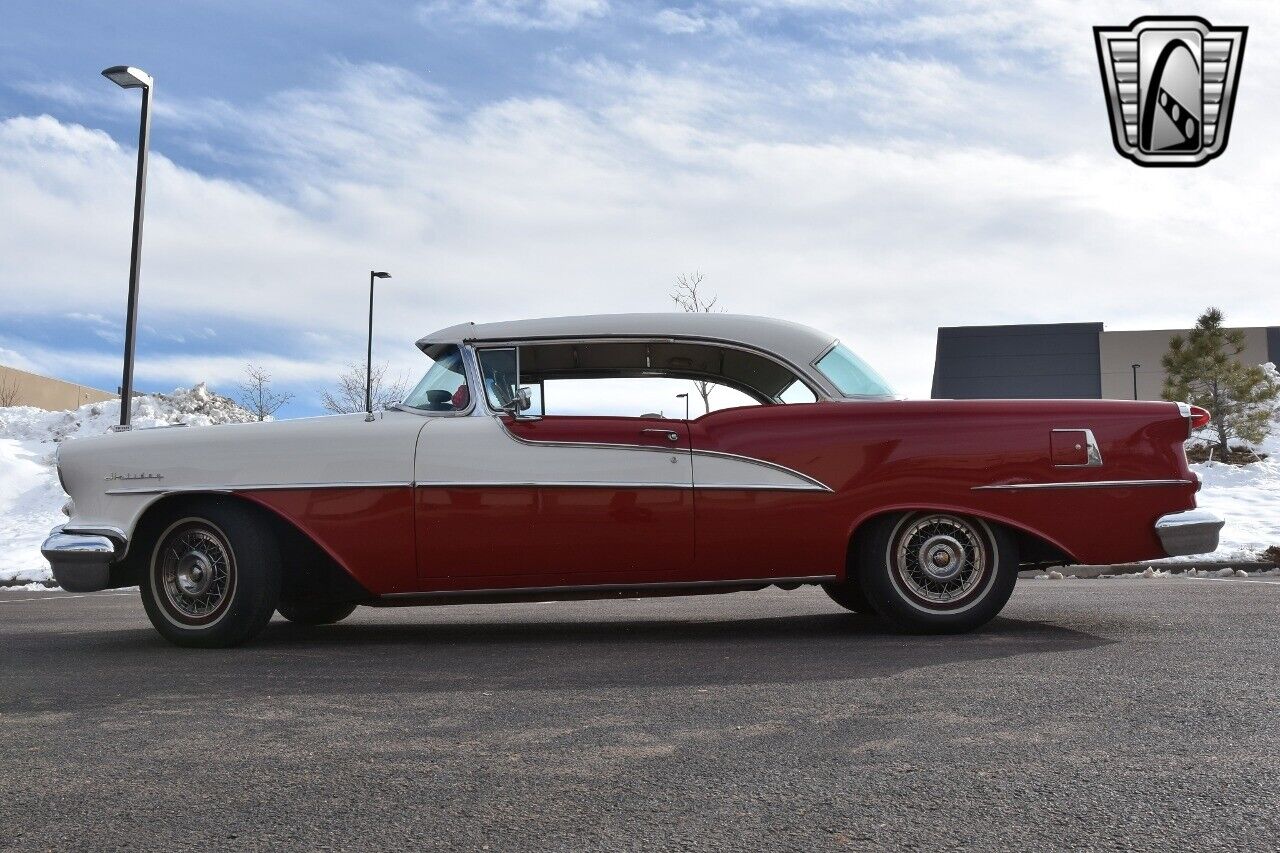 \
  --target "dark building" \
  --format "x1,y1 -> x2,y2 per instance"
931,323 -> 1104,399
931,321 -> 1280,400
